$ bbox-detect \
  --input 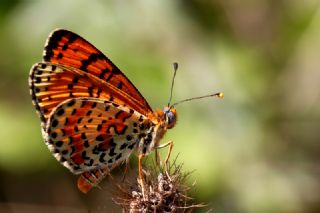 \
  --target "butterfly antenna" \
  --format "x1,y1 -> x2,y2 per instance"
167,62 -> 179,107
171,92 -> 224,107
